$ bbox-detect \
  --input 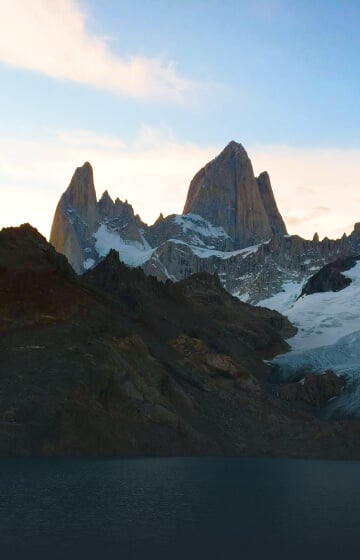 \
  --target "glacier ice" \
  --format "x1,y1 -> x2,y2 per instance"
263,261 -> 360,417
